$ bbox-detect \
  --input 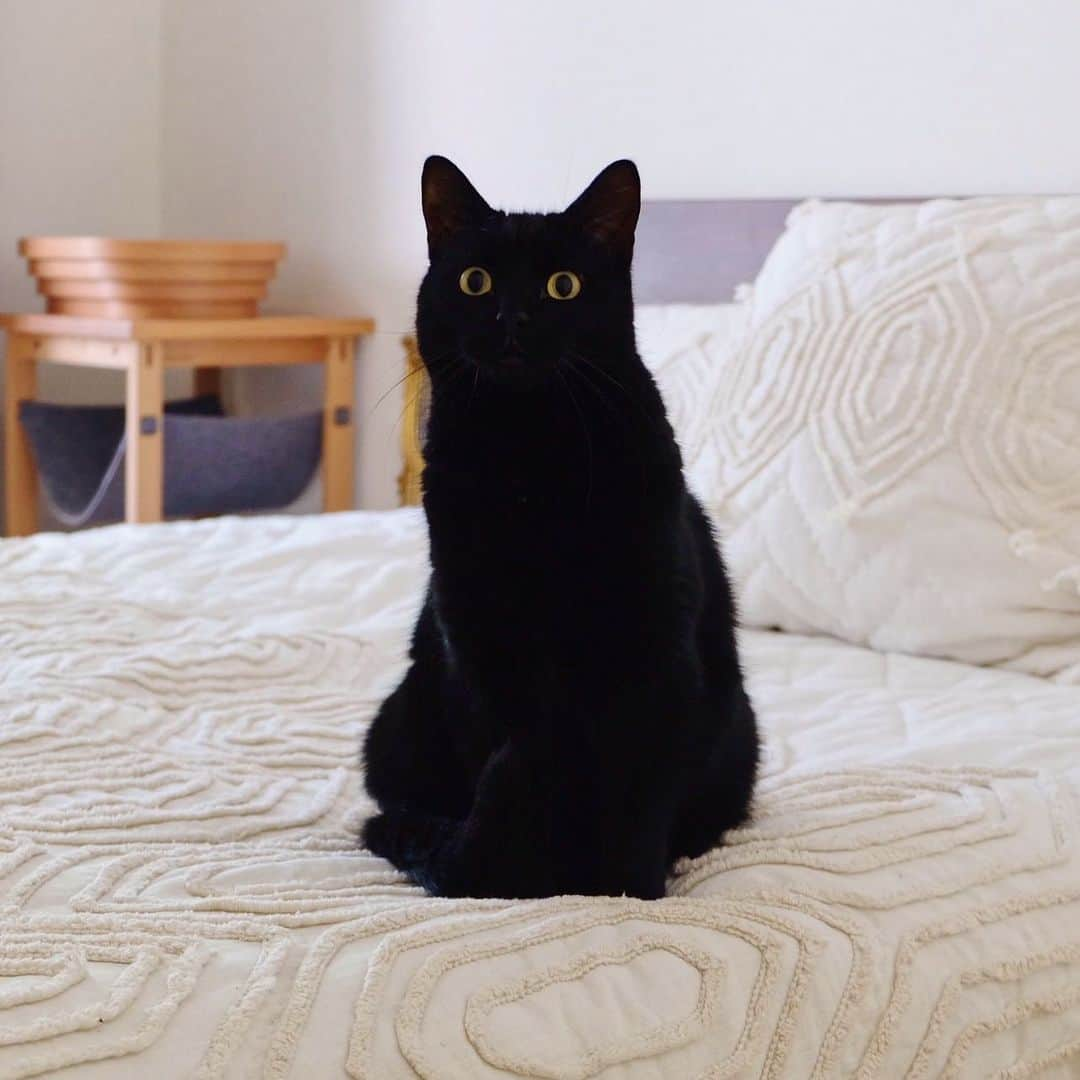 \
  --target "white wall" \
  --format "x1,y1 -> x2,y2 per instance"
161,1 -> 421,510
0,0 -> 165,528
0,1 -> 163,399
160,0 -> 1080,509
